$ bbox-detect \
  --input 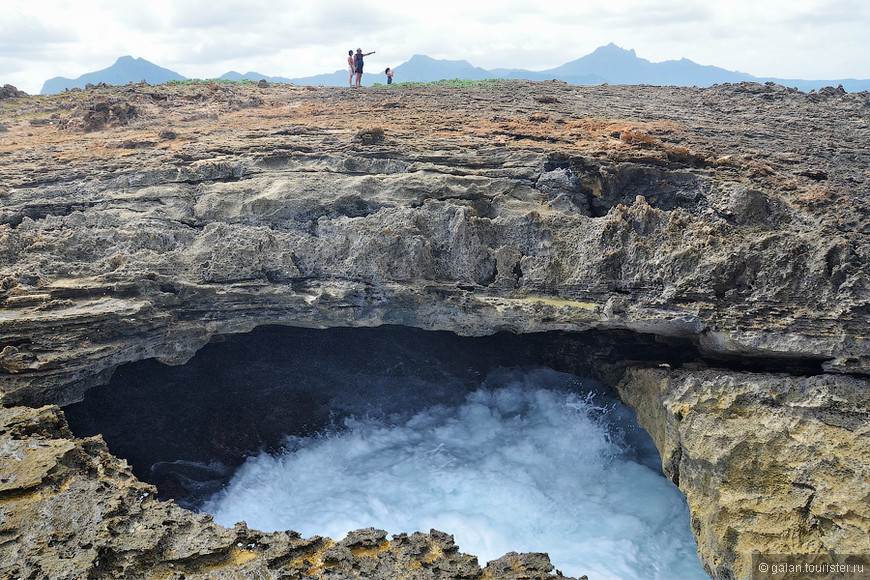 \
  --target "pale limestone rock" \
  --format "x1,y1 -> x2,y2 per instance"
617,368 -> 870,580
